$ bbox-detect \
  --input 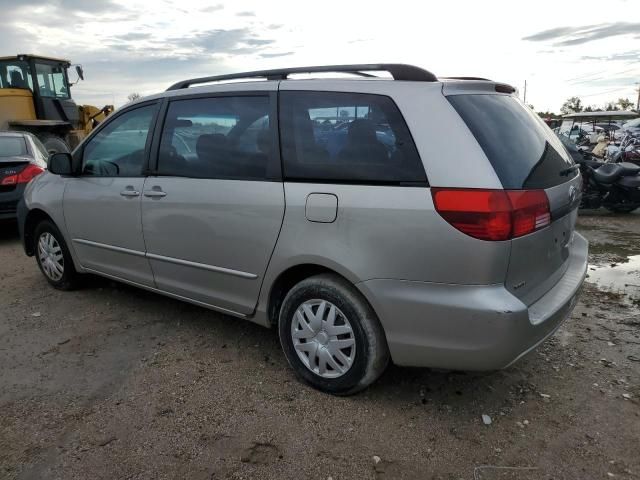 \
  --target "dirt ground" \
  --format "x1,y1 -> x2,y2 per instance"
1,212 -> 639,480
